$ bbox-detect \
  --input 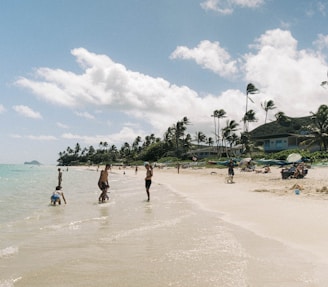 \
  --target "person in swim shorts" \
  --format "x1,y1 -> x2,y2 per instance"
51,186 -> 67,206
57,168 -> 63,187
144,162 -> 153,201
227,159 -> 235,182
98,164 -> 111,203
